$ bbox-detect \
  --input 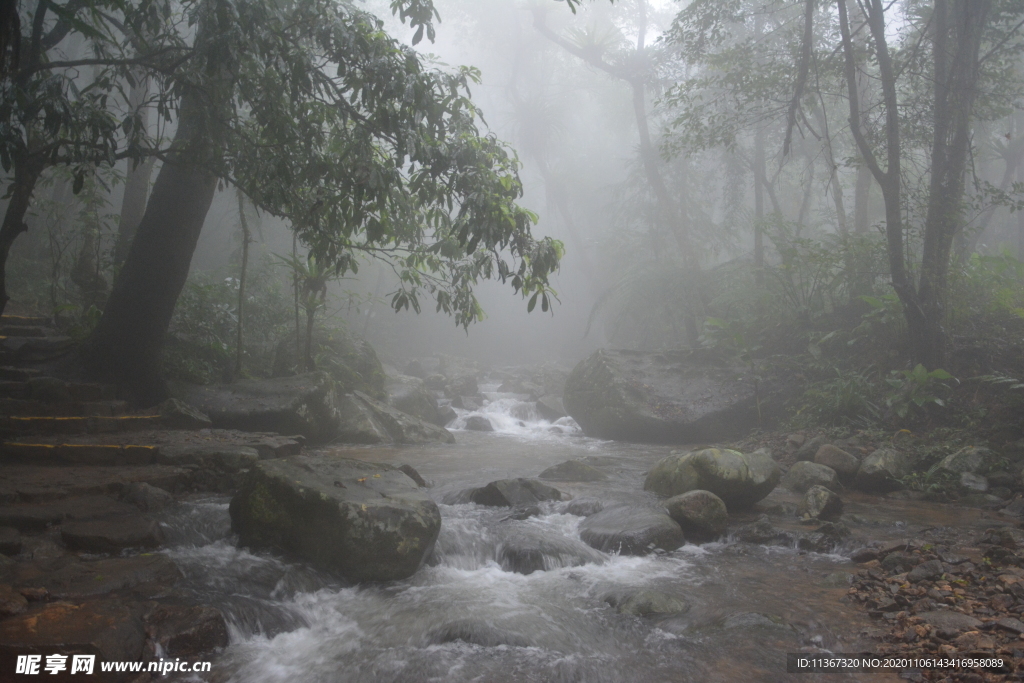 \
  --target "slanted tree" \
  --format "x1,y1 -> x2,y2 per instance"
80,0 -> 562,404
